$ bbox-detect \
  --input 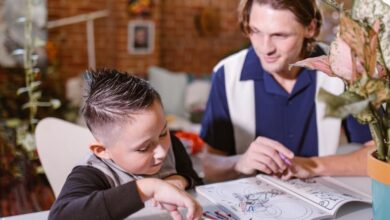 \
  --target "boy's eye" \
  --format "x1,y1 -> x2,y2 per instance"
137,145 -> 150,152
159,130 -> 168,138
